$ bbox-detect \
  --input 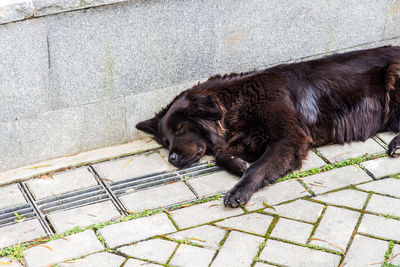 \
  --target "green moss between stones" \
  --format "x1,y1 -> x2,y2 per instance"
277,153 -> 385,183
